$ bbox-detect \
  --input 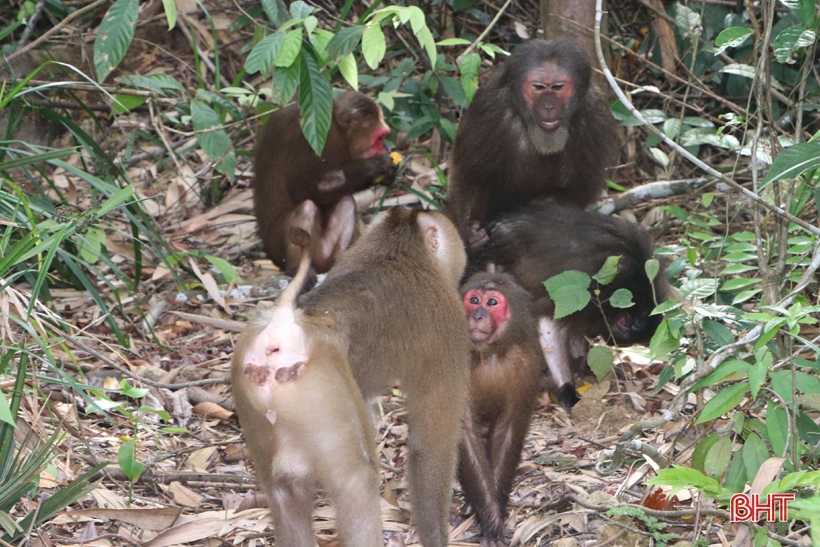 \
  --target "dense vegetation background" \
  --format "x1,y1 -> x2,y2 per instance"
1,0 -> 820,545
